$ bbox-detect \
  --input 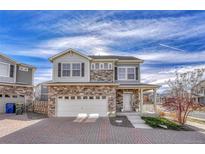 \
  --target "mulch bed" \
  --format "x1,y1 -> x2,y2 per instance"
109,115 -> 134,128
